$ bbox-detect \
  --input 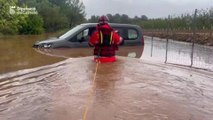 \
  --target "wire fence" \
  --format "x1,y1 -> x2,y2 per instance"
142,36 -> 213,71
142,9 -> 213,71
